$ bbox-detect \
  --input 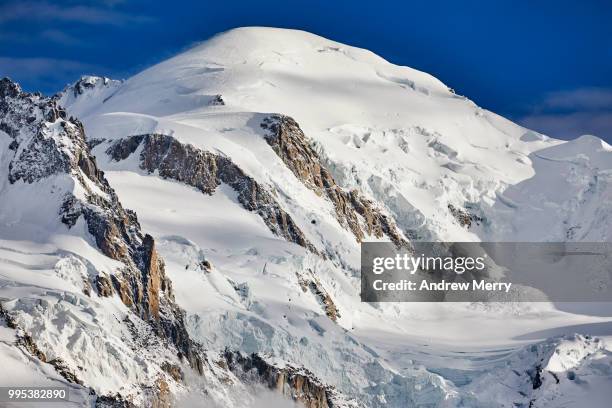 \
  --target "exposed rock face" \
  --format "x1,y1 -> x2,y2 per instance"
95,274 -> 114,297
1,78 -> 71,183
261,115 -> 406,247
161,362 -> 184,382
106,133 -> 318,253
2,78 -> 360,407
70,183 -> 204,376
447,203 -> 484,229
95,395 -> 137,408
224,351 -> 338,408
54,75 -> 123,107
210,94 -> 225,105
59,149 -> 189,335
69,76 -> 116,98
297,270 -> 340,321
0,77 -> 203,390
